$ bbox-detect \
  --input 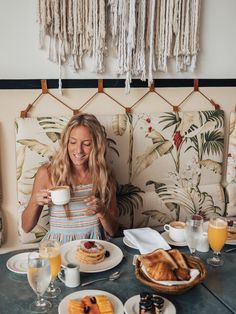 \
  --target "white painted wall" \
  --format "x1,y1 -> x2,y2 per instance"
0,0 -> 236,80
